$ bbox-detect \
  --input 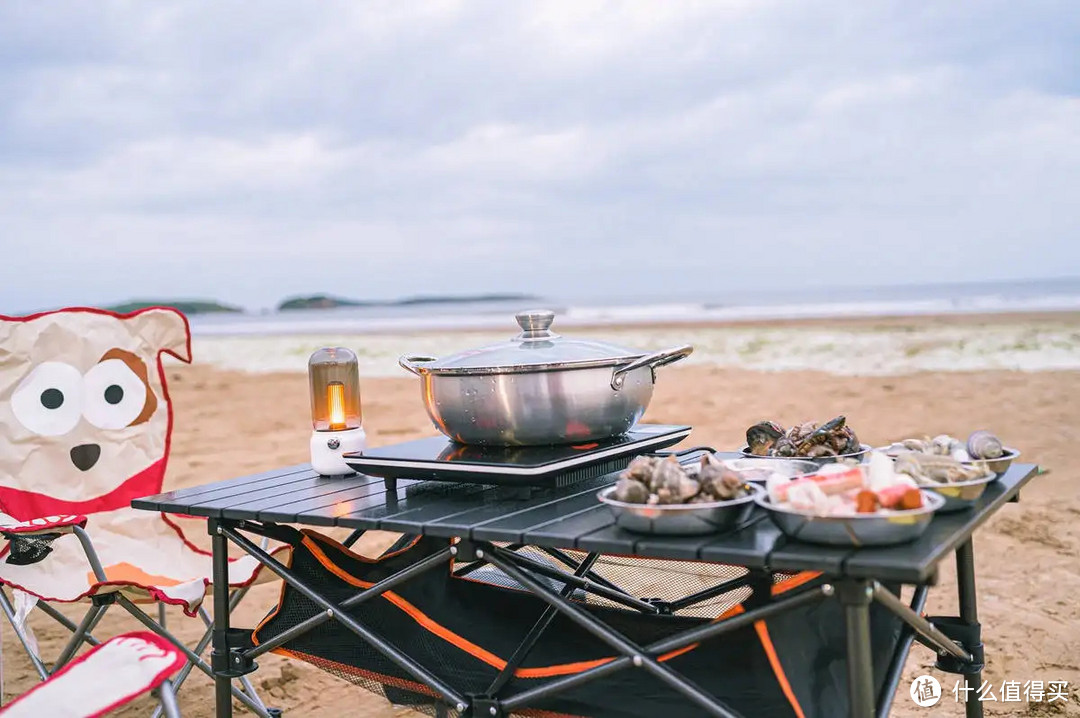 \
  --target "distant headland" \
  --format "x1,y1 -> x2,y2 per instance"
277,293 -> 539,311
94,293 -> 542,315
105,299 -> 243,315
